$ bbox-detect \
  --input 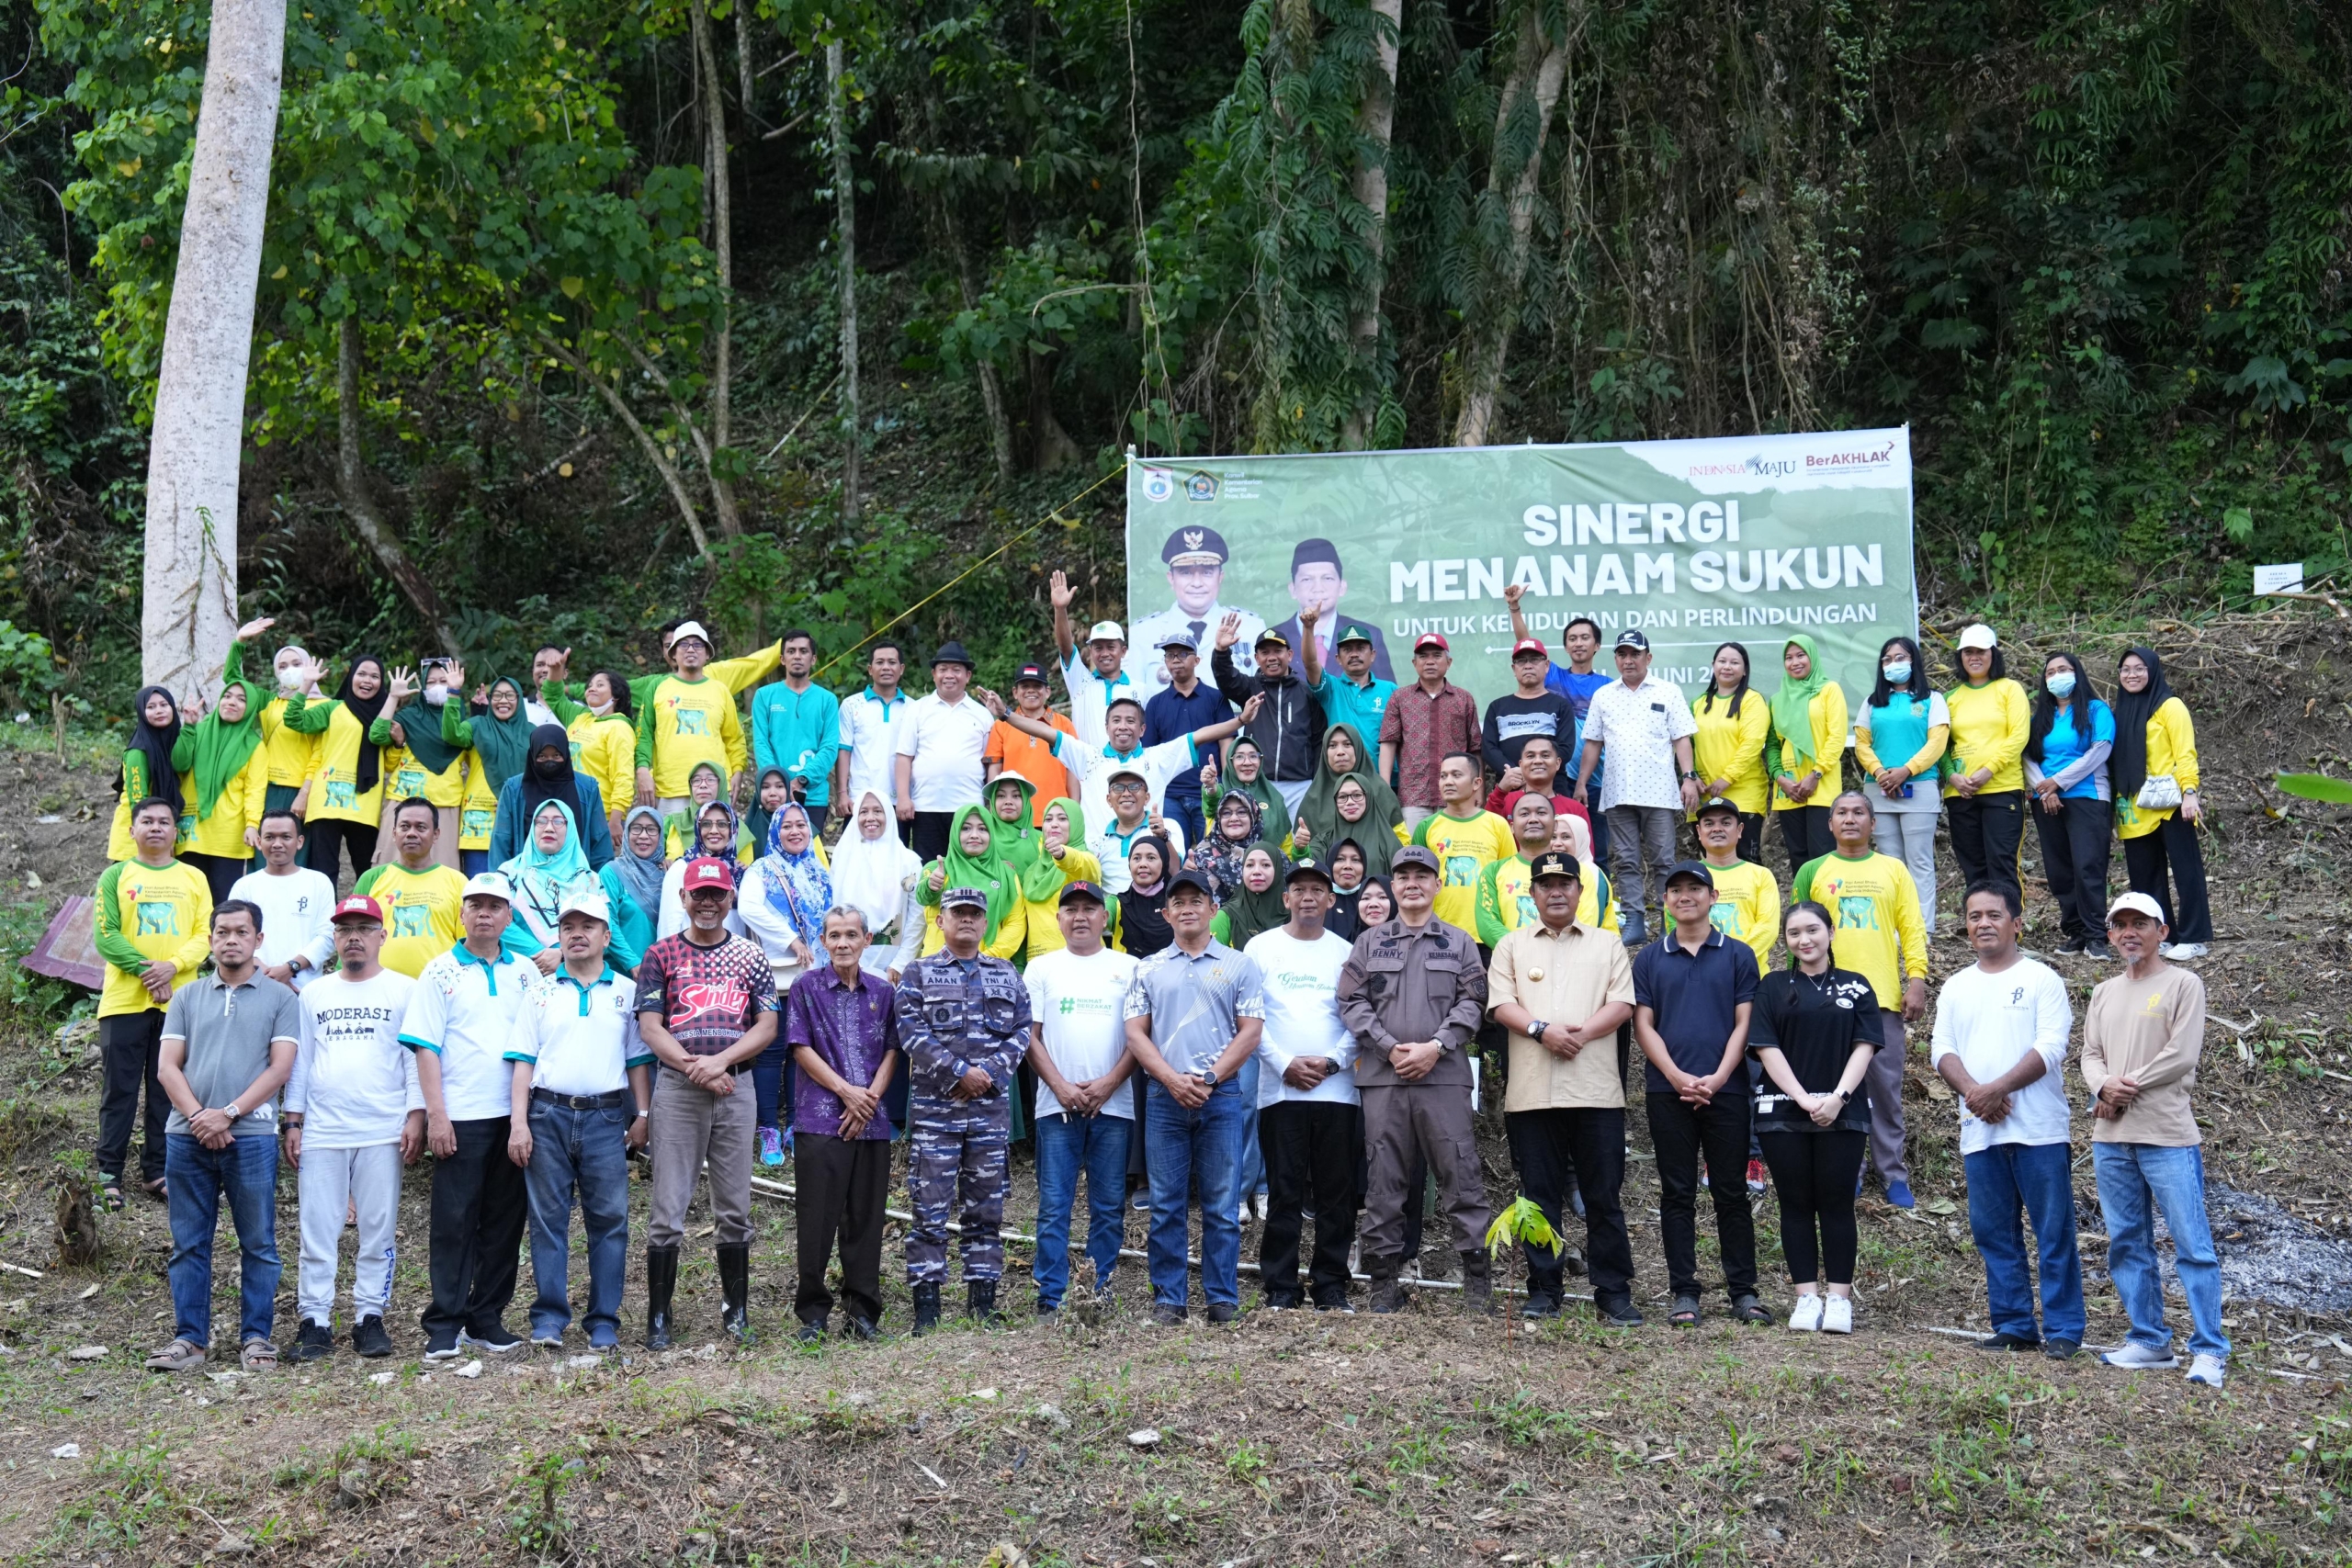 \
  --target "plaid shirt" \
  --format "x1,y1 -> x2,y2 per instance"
1378,680 -> 1481,810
